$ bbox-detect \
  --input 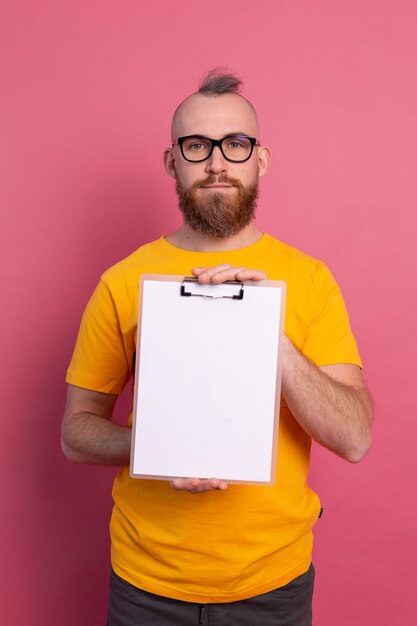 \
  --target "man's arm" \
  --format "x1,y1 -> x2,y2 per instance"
191,264 -> 373,463
281,337 -> 373,463
61,384 -> 131,465
169,265 -> 373,494
62,264 -> 373,490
